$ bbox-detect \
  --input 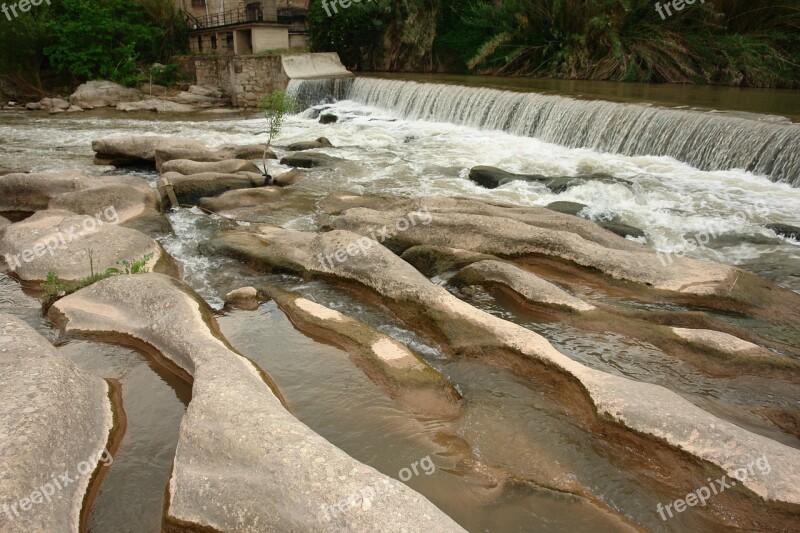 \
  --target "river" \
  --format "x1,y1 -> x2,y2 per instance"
0,75 -> 798,532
